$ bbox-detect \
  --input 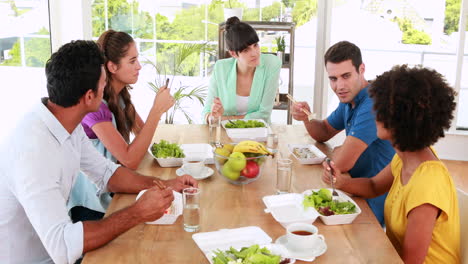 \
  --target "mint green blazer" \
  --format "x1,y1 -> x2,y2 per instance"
202,53 -> 281,124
